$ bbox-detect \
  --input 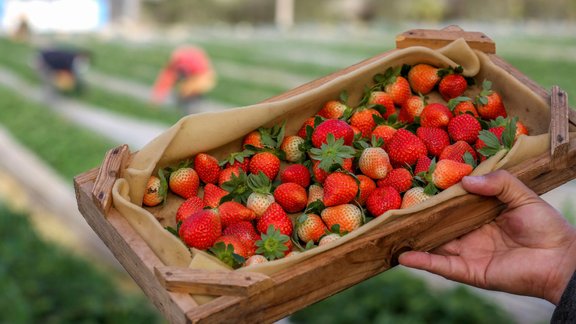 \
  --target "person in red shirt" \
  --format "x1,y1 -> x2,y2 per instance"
151,46 -> 216,114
